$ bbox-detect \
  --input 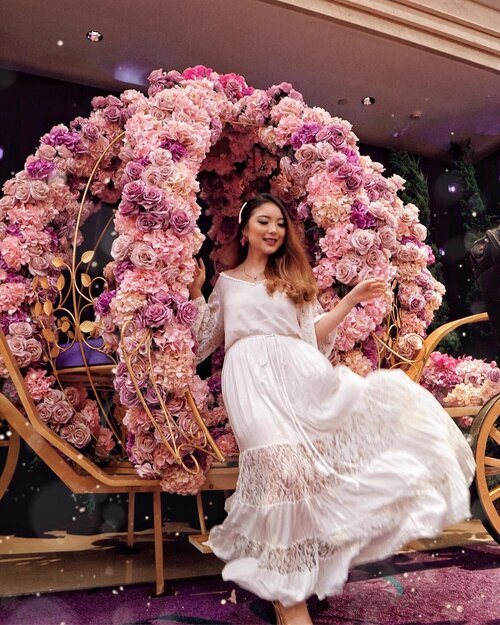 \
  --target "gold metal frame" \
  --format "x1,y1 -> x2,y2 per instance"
0,328 -> 166,594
